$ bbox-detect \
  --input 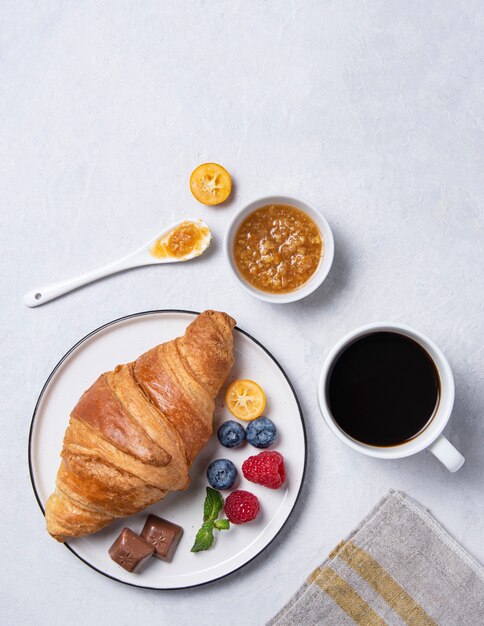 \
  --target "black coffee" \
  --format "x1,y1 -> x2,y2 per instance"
327,332 -> 440,446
